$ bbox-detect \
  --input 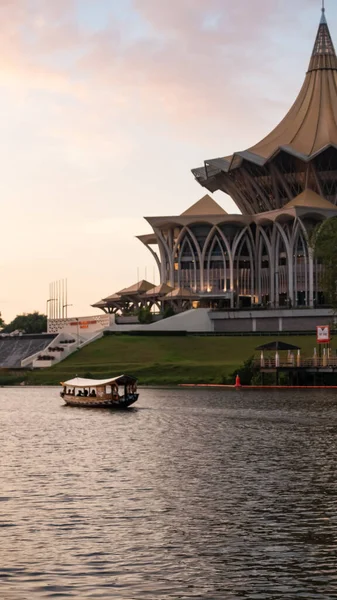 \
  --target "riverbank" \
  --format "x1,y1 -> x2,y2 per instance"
1,334 -> 322,386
